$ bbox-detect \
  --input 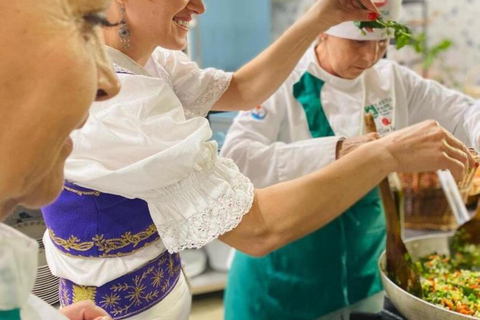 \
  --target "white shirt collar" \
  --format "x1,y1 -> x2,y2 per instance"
0,223 -> 38,310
